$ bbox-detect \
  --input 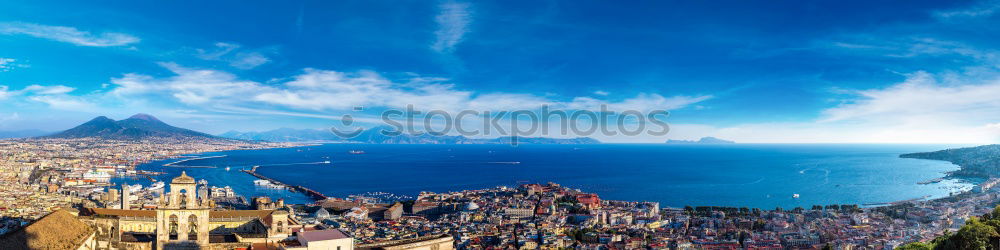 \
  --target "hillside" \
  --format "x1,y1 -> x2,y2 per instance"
900,144 -> 1000,178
